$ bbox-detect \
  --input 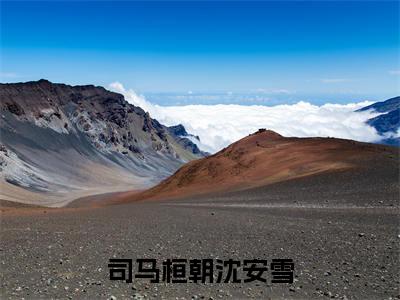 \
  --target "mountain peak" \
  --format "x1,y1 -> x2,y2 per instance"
223,129 -> 284,153
252,128 -> 284,139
